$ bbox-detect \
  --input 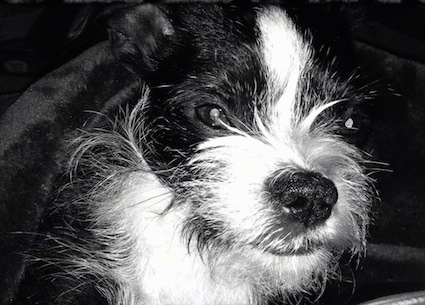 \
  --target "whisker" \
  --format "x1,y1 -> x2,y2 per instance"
124,191 -> 173,211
